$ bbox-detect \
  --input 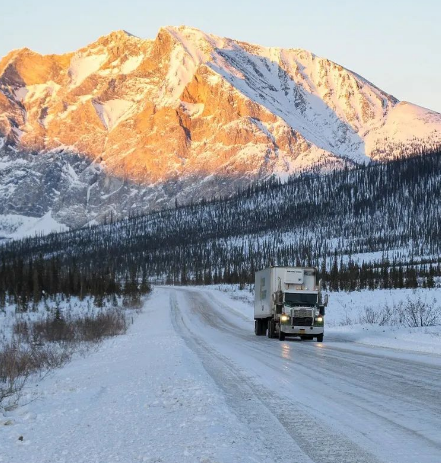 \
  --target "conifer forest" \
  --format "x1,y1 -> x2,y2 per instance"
0,150 -> 439,308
